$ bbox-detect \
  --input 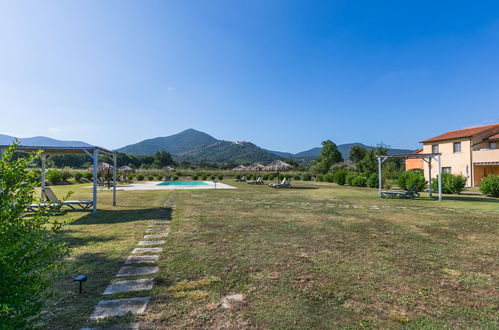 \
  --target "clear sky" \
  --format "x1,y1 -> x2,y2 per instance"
1,1 -> 499,152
